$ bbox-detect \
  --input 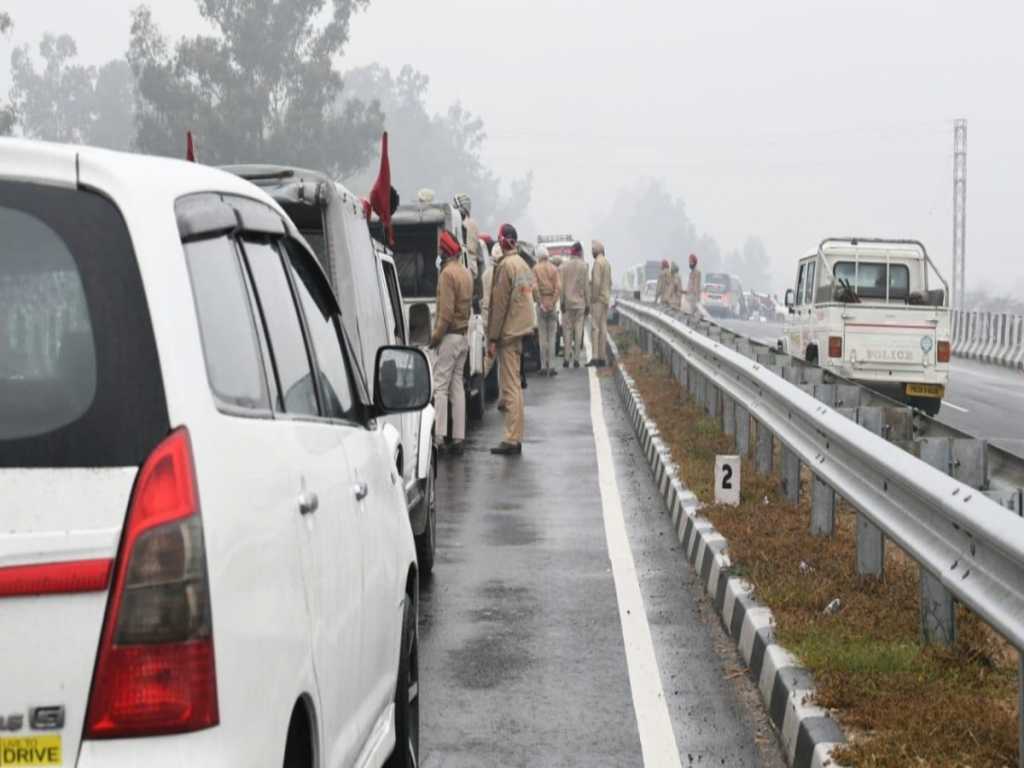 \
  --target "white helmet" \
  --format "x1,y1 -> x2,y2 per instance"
536,245 -> 550,260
